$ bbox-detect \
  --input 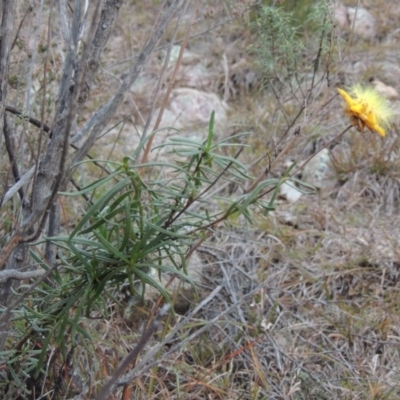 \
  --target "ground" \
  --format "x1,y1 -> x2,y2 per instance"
3,0 -> 400,399
88,1 -> 400,398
